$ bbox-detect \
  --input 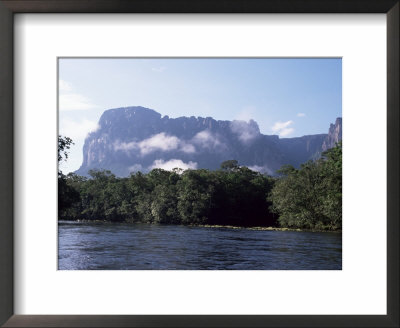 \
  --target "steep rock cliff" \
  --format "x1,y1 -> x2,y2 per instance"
76,106 -> 341,176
